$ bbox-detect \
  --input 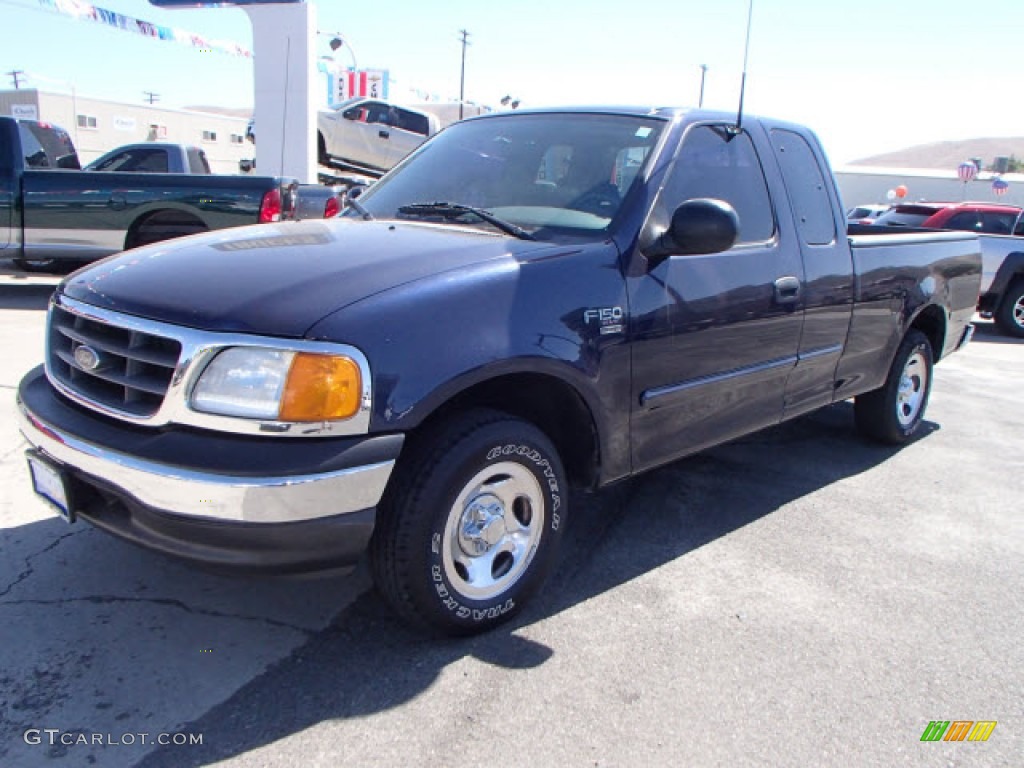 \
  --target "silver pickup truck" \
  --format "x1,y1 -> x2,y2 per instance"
977,234 -> 1024,337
